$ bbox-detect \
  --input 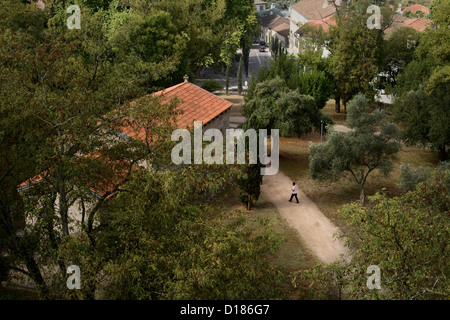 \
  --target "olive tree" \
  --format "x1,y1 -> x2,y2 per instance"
309,94 -> 400,204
